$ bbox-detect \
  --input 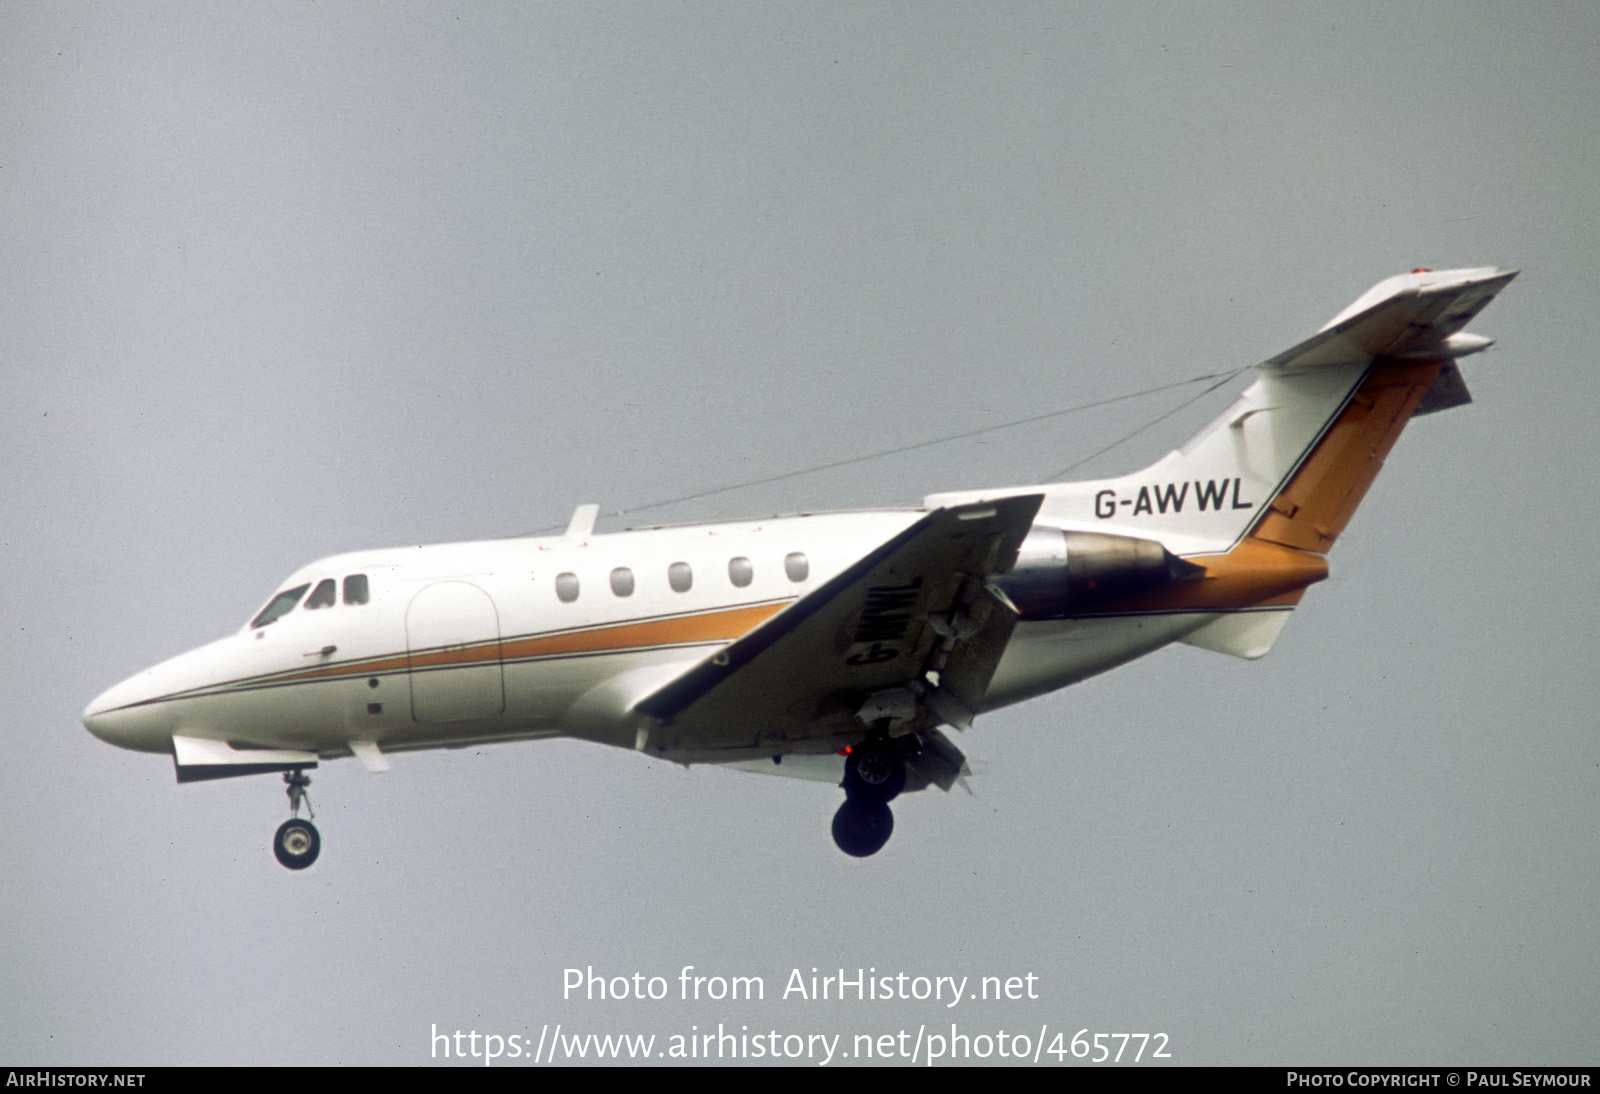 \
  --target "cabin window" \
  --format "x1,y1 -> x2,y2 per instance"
343,574 -> 370,605
610,567 -> 635,597
555,572 -> 580,603
668,561 -> 693,593
250,584 -> 311,628
784,552 -> 809,582
728,556 -> 753,587
303,578 -> 337,610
